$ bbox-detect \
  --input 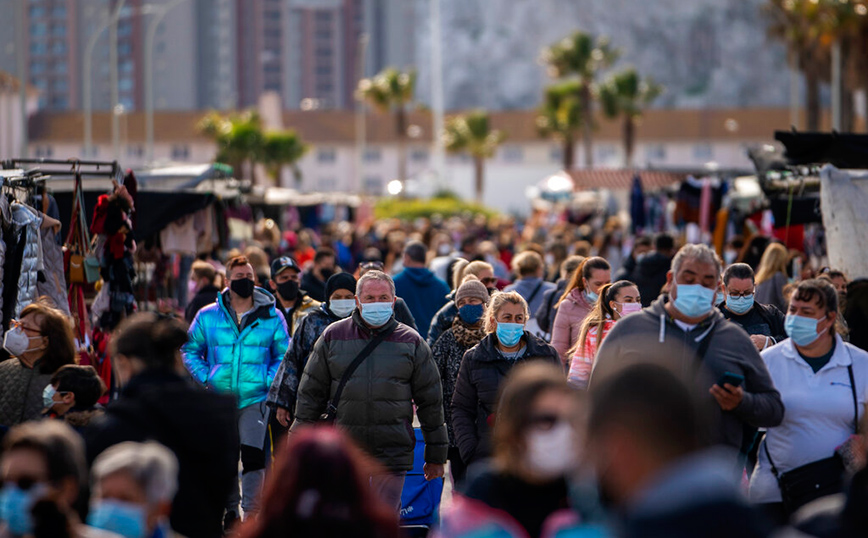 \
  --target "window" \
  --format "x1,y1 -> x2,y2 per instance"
118,77 -> 133,92
550,145 -> 563,163
318,177 -> 337,191
54,60 -> 67,74
118,21 -> 132,37
644,144 -> 666,161
30,61 -> 46,74
53,78 -> 68,92
30,42 -> 48,55
315,48 -> 332,58
120,60 -> 133,74
127,145 -> 144,158
51,41 -> 66,54
363,176 -> 382,194
595,144 -> 617,163
315,11 -> 332,22
411,148 -> 428,163
51,23 -> 66,37
51,5 -> 66,18
171,145 -> 190,160
29,6 -> 45,17
501,146 -> 523,163
363,148 -> 381,163
692,143 -> 713,161
30,22 -> 47,36
315,66 -> 331,76
118,42 -> 132,55
51,96 -> 67,109
34,146 -> 53,158
317,148 -> 336,163
81,146 -> 99,158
